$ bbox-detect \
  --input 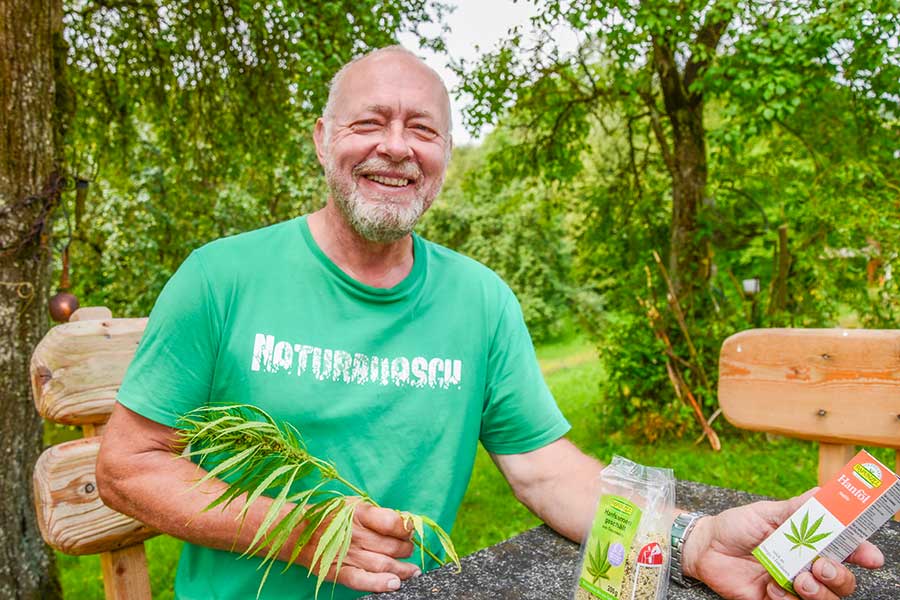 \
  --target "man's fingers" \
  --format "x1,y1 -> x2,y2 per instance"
760,489 -> 818,526
335,565 -> 404,593
332,552 -> 422,592
356,504 -> 413,539
766,581 -> 798,599
351,549 -> 422,580
790,560 -> 853,600
357,527 -> 415,558
811,558 -> 856,597
845,540 -> 884,569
